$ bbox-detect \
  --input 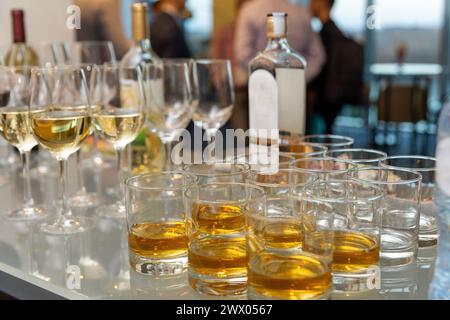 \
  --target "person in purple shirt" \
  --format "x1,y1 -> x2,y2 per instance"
234,0 -> 326,88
